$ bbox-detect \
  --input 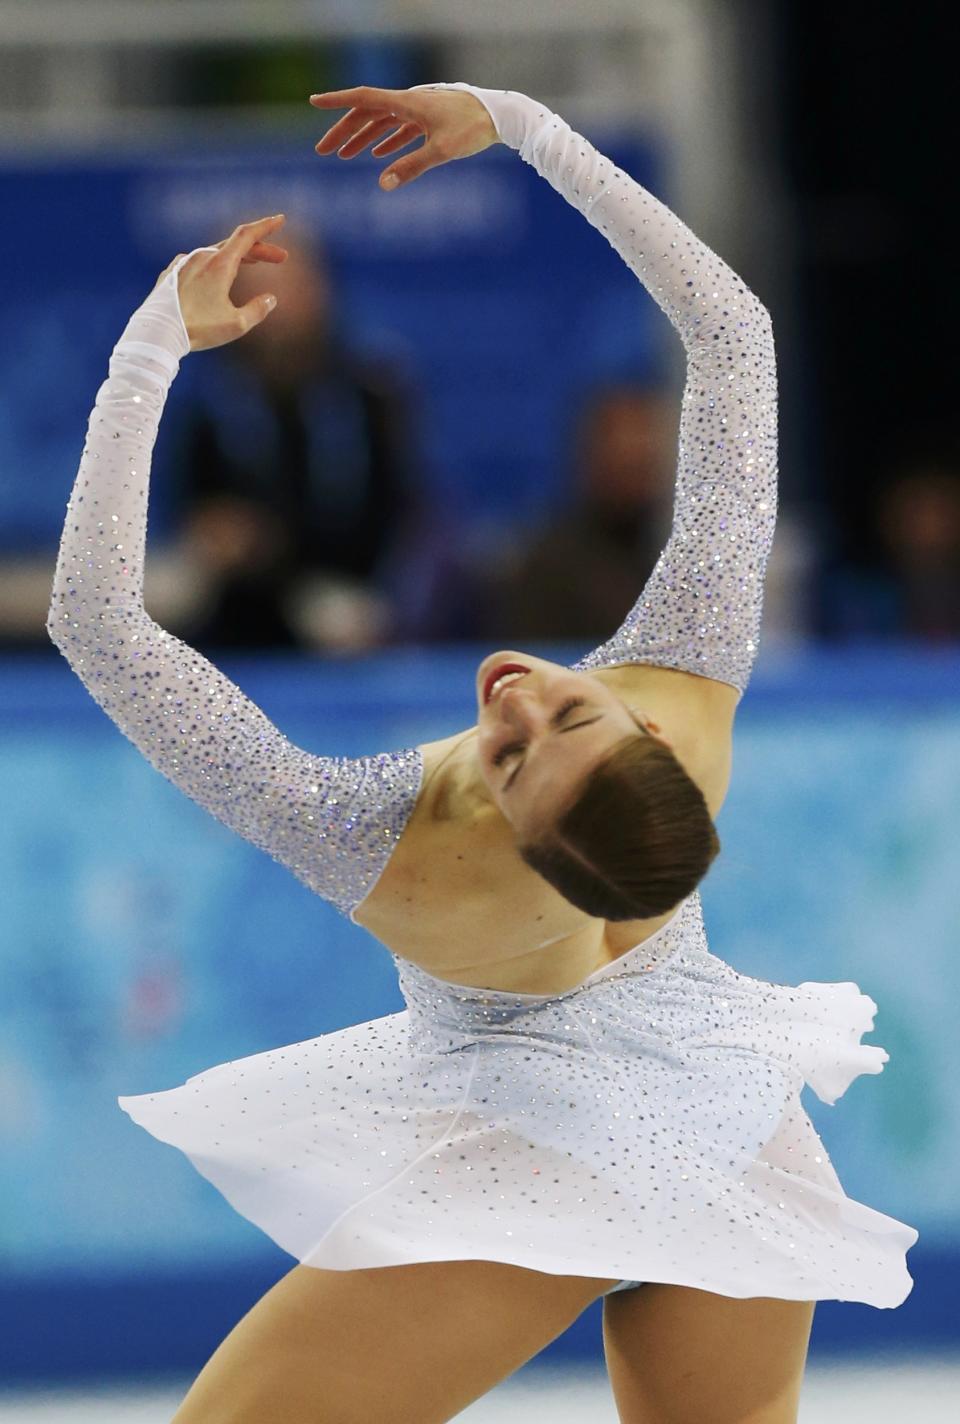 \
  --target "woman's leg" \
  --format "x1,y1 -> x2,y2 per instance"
603,1283 -> 815,1424
172,1258 -> 620,1424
